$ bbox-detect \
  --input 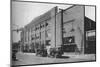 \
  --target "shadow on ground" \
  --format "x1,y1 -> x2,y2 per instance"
57,56 -> 70,59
